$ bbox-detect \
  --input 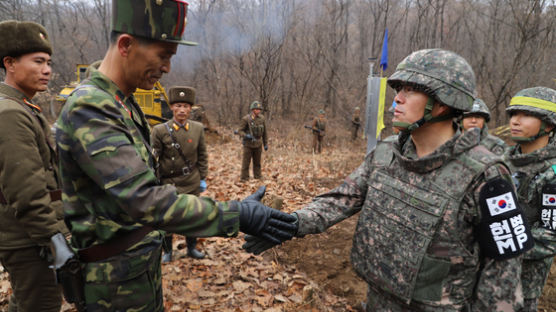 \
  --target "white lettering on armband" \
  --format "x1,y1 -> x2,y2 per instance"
489,215 -> 529,255
541,208 -> 556,230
